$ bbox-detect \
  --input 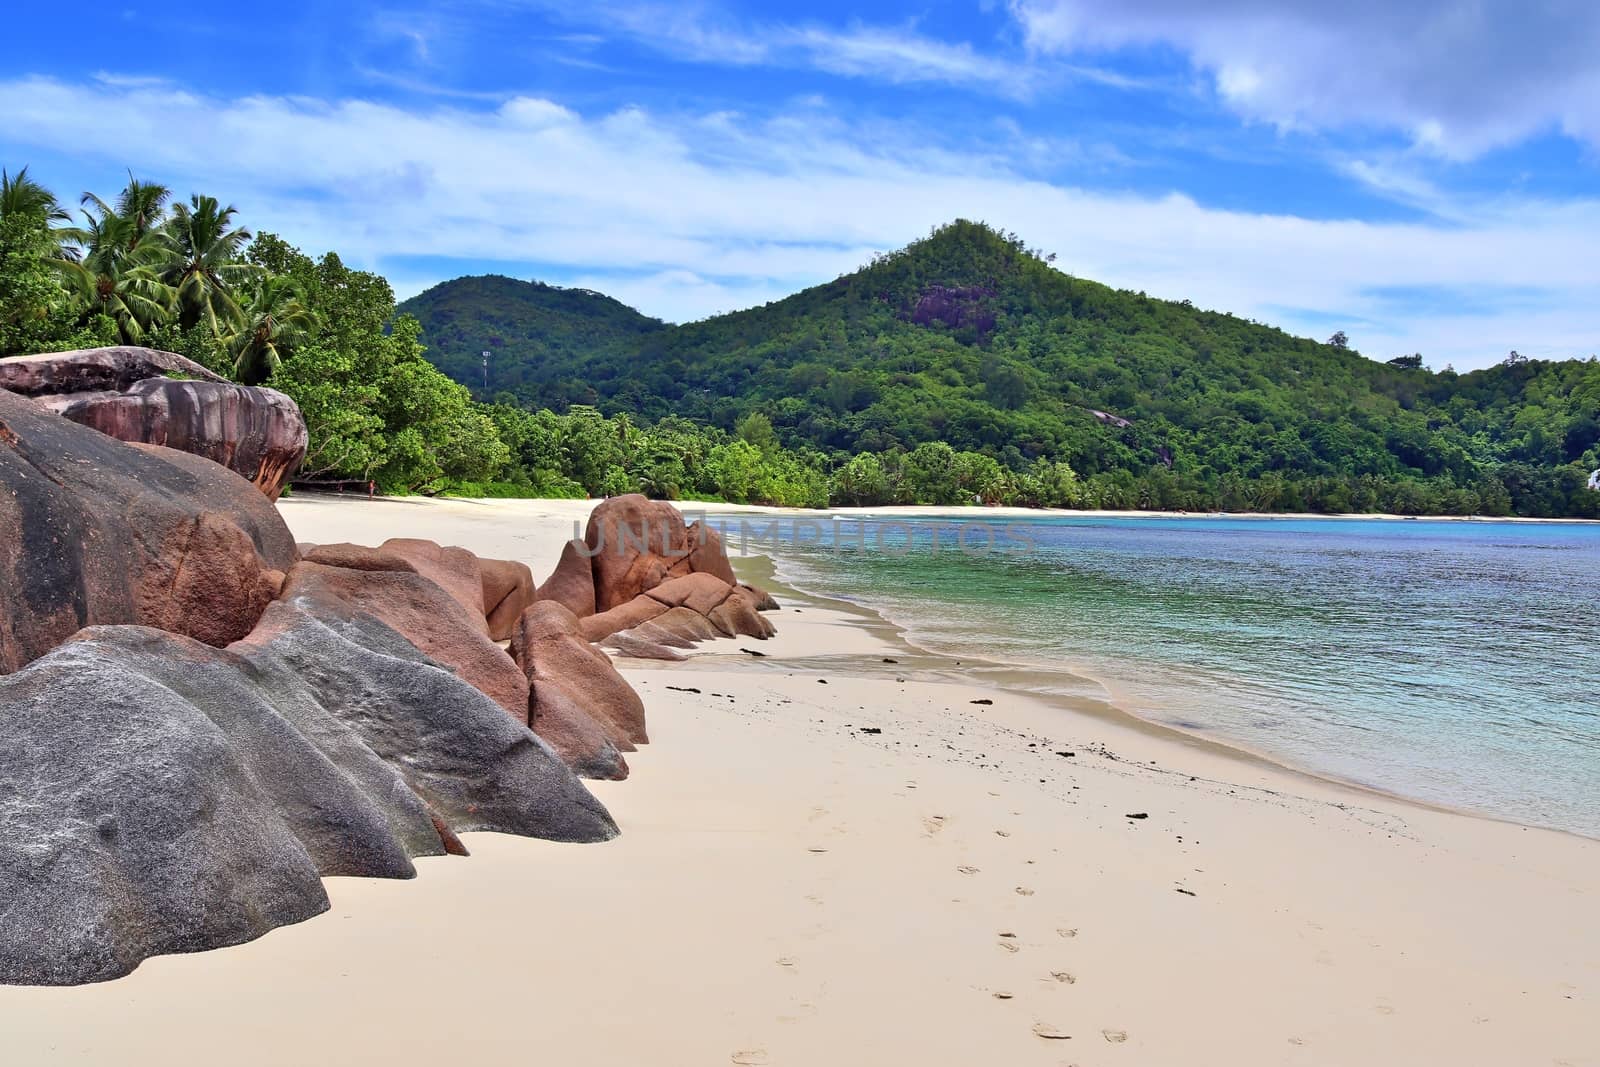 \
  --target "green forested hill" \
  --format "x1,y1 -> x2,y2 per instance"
398,274 -> 665,405
405,221 -> 1600,516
